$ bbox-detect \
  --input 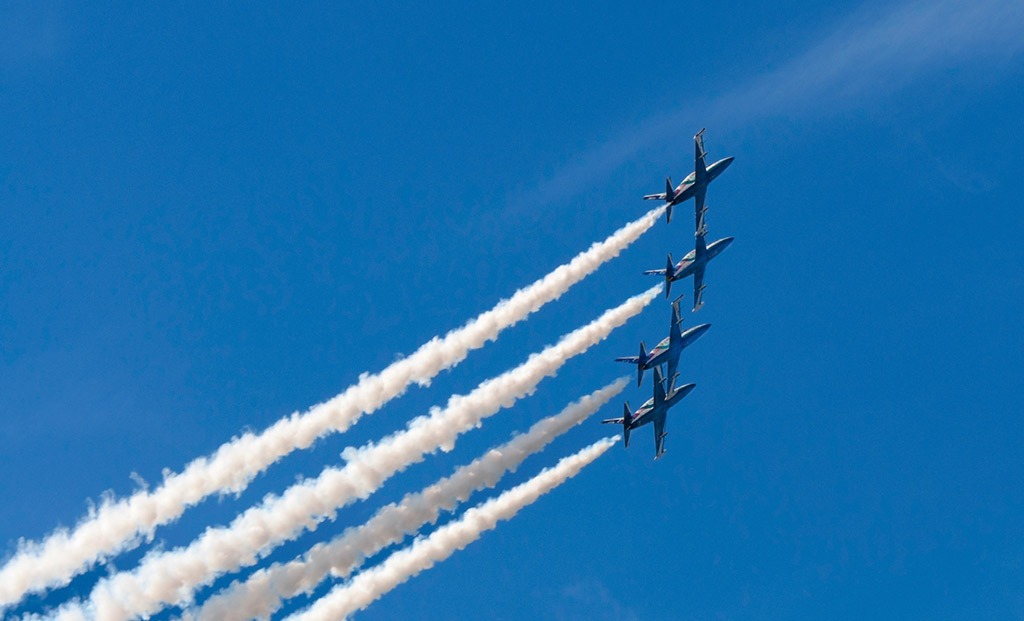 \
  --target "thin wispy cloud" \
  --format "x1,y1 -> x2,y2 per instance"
0,3 -> 66,71
528,0 -> 1024,205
